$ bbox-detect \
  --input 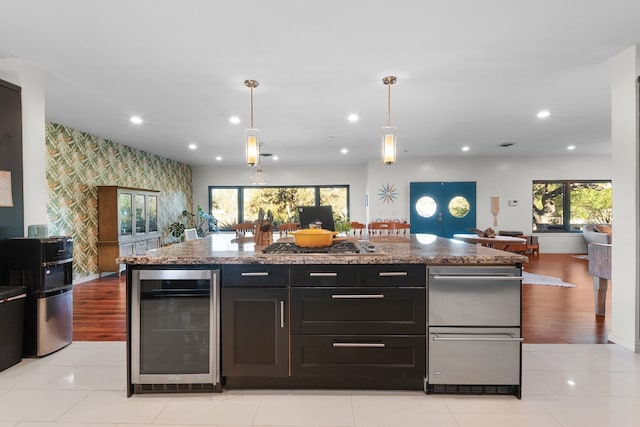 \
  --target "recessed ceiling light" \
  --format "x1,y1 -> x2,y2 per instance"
461,146 -> 470,152
130,116 -> 143,124
215,156 -> 222,161
188,143 -> 198,150
229,116 -> 241,124
347,114 -> 359,122
536,110 -> 551,119
341,148 -> 349,154
567,145 -> 576,150
272,155 -> 279,161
